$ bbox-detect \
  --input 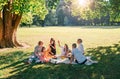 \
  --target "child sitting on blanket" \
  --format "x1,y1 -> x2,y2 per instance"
28,41 -> 44,64
40,46 -> 56,63
58,40 -> 71,58
77,38 -> 84,54
77,38 -> 98,64
70,43 -> 98,65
